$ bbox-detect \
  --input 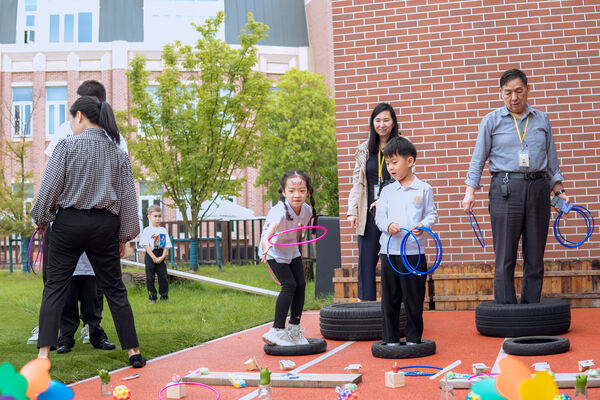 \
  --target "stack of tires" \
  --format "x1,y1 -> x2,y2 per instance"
319,302 -> 405,341
475,298 -> 572,356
